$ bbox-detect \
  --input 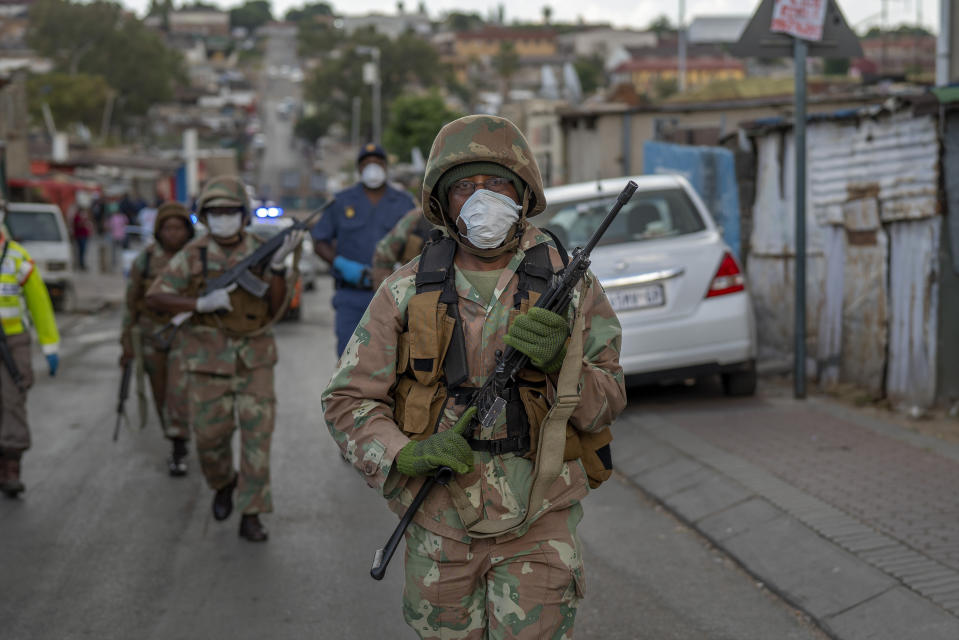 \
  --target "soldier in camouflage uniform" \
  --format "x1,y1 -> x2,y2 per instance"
146,176 -> 302,542
369,207 -> 432,290
120,202 -> 194,475
323,115 -> 626,638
